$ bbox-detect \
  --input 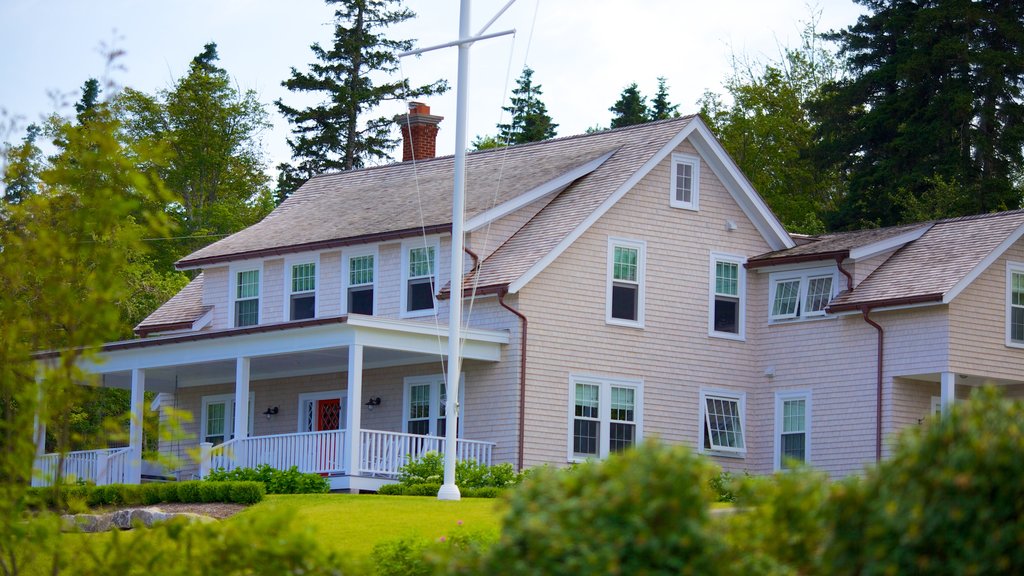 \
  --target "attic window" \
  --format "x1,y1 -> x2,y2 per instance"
670,153 -> 700,210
